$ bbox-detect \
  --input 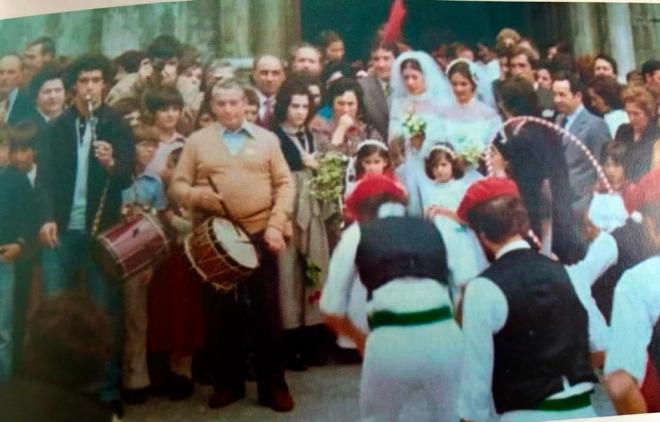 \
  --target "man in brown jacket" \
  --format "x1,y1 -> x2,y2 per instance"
171,78 -> 295,412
